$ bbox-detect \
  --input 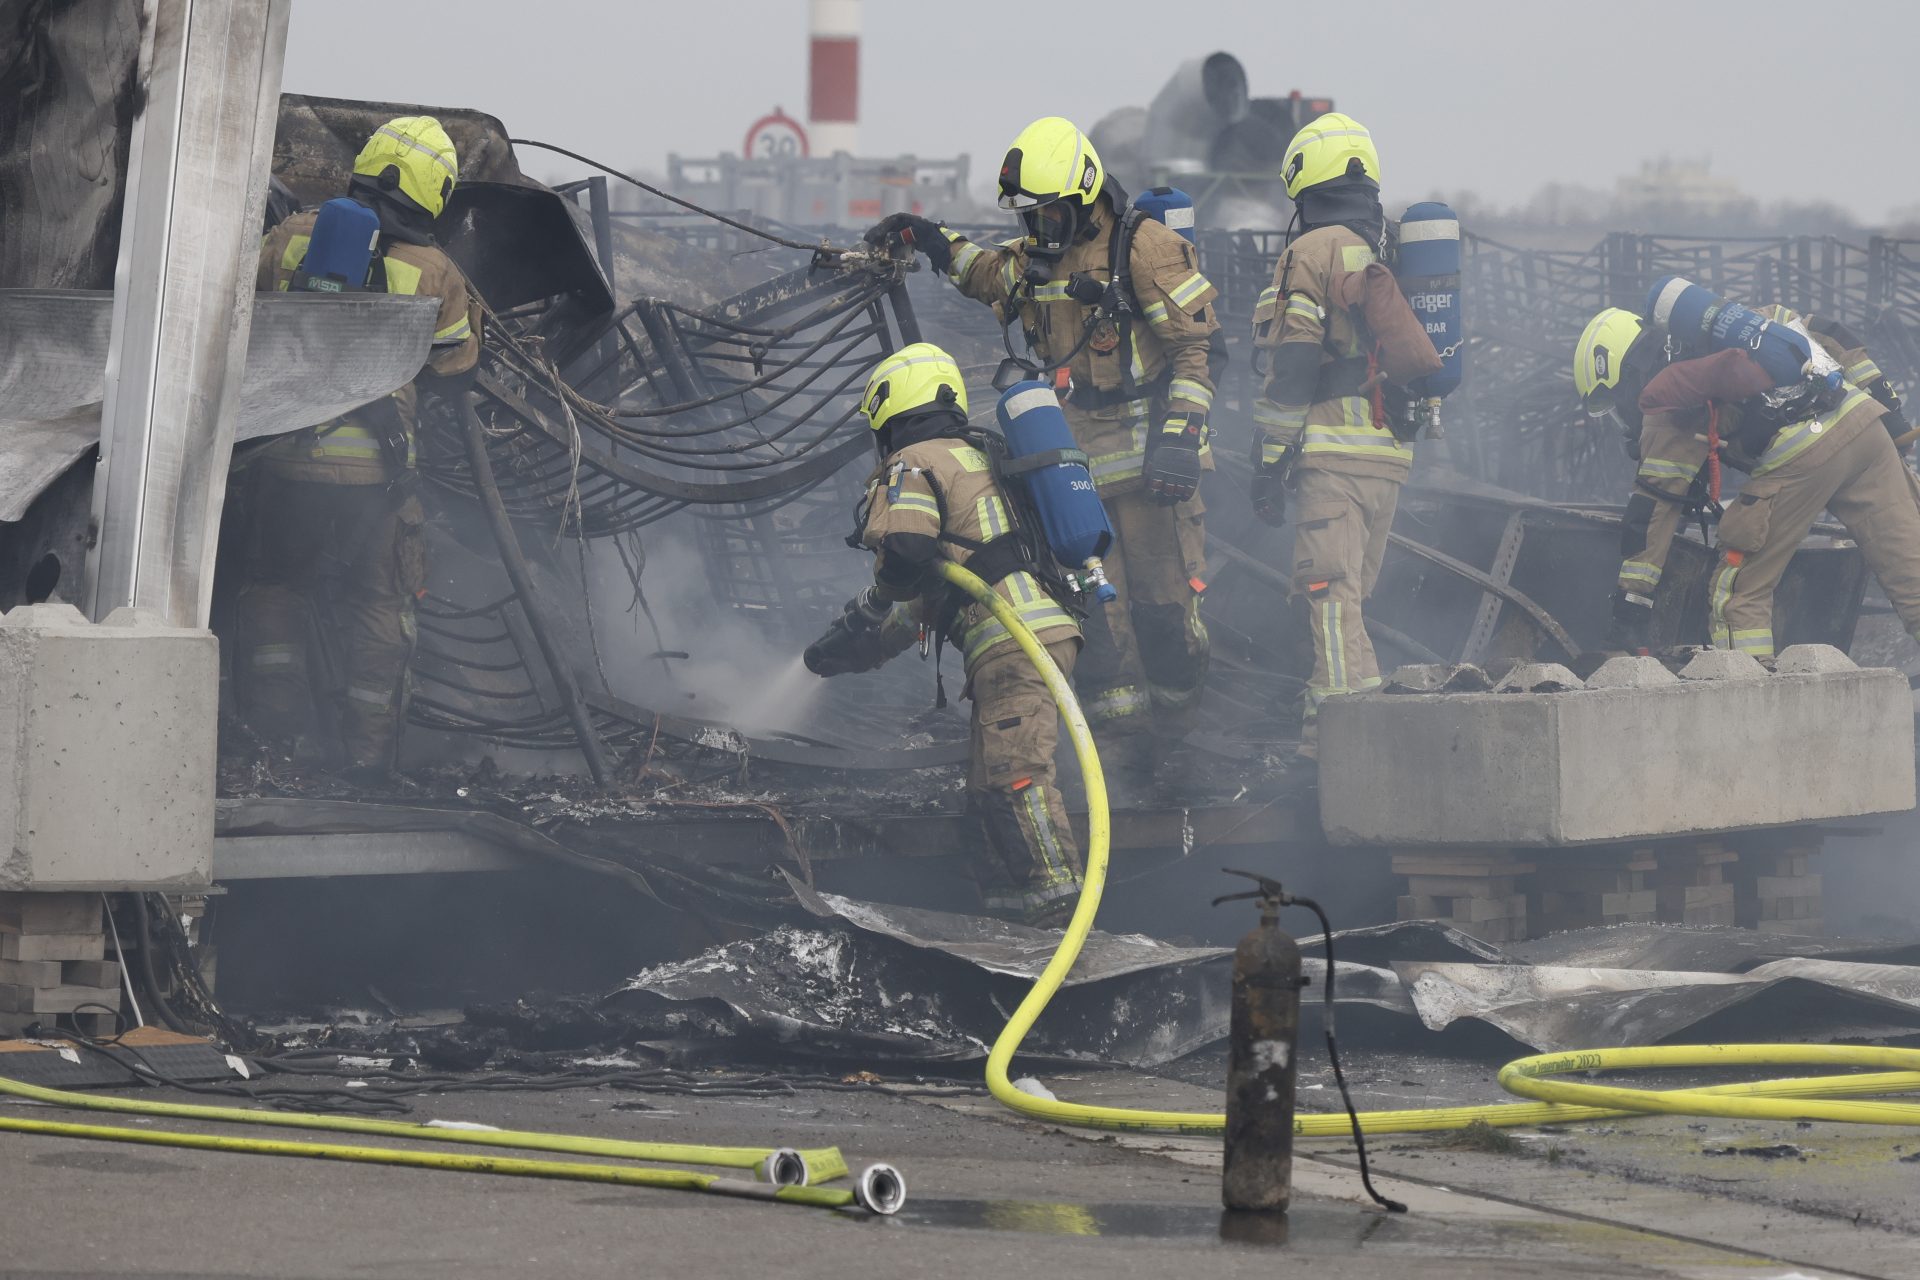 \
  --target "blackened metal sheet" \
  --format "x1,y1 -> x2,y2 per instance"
0,289 -> 435,521
604,884 -> 1410,1067
1505,923 -> 1920,973
1397,957 -> 1920,1052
